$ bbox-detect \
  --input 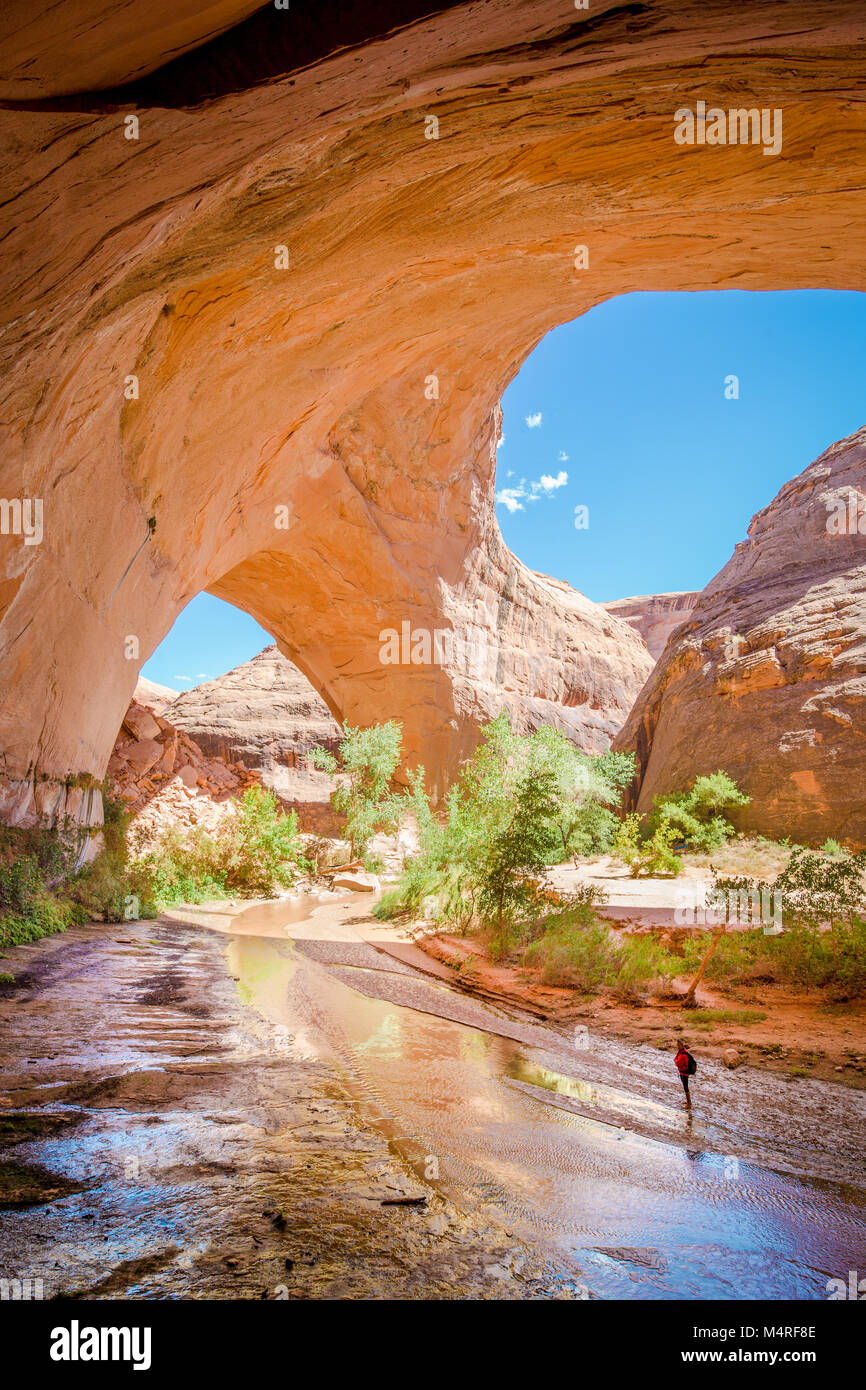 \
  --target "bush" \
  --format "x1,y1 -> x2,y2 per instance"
0,785 -> 311,942
312,722 -> 403,857
526,913 -> 619,990
820,838 -> 850,858
611,814 -> 682,877
213,786 -> 308,895
526,901 -> 680,999
476,767 -> 562,953
132,787 -> 309,908
650,771 -> 749,852
380,718 -> 633,936
0,820 -> 90,948
611,934 -> 681,1003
